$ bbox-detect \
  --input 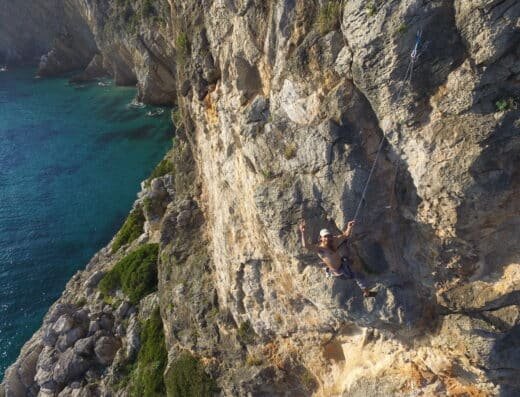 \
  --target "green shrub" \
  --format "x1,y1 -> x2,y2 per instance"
495,98 -> 516,112
112,206 -> 145,253
176,32 -> 189,64
141,0 -> 155,18
261,169 -> 275,180
237,321 -> 256,345
165,352 -> 218,397
366,3 -> 377,17
284,143 -> 297,160
129,308 -> 168,396
316,1 -> 341,35
395,23 -> 408,35
146,159 -> 173,186
98,270 -> 121,297
99,244 -> 159,304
